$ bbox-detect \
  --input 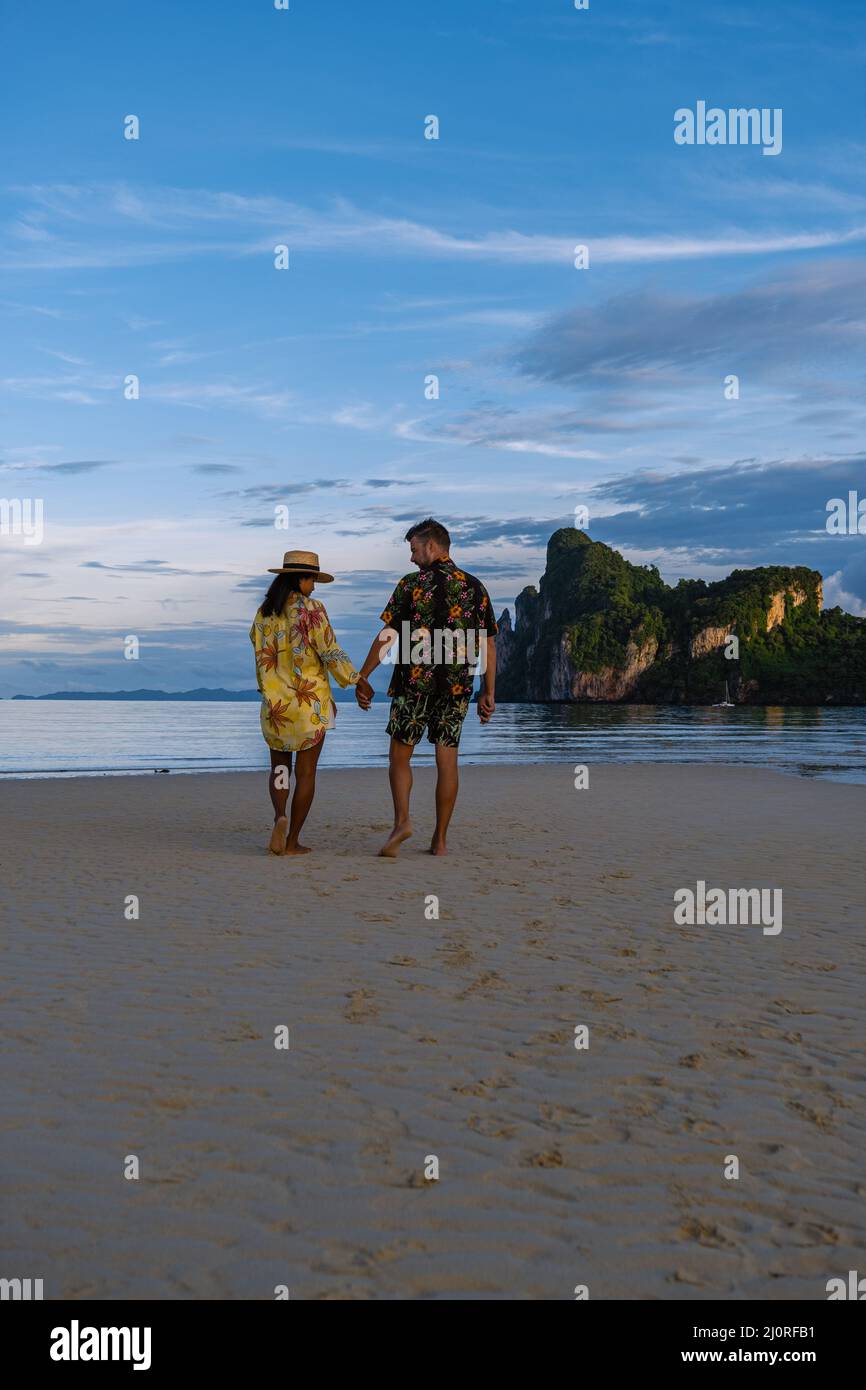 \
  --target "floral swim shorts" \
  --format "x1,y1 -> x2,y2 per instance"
386,691 -> 471,747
